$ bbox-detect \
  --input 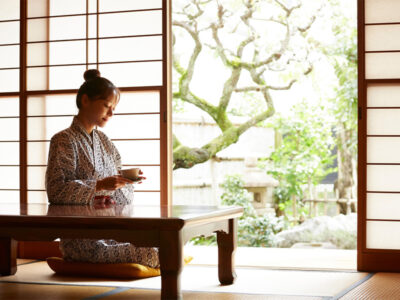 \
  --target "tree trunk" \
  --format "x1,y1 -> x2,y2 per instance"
335,122 -> 355,214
